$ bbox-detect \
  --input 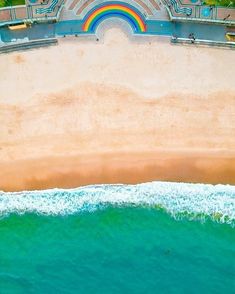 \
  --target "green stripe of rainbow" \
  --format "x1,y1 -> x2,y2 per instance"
82,3 -> 146,33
